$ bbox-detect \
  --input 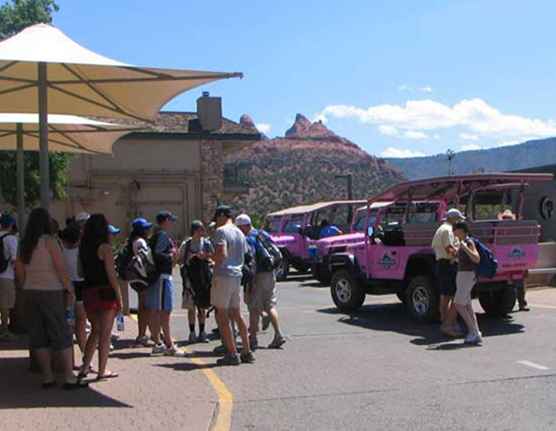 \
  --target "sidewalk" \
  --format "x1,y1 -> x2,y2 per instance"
0,317 -> 218,431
